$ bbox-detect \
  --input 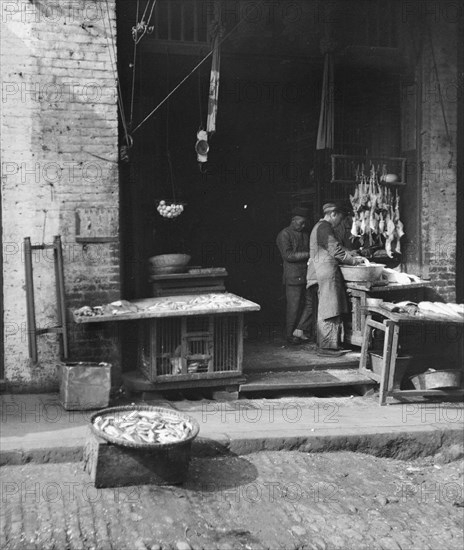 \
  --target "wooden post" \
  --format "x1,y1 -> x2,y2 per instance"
24,237 -> 37,363
379,320 -> 395,406
359,314 -> 372,373
54,236 -> 69,359
237,313 -> 244,374
387,323 -> 400,392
